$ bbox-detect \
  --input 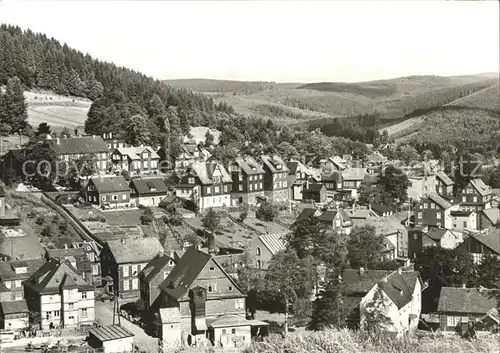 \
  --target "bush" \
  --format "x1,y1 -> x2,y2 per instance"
35,216 -> 45,226
256,201 -> 279,222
